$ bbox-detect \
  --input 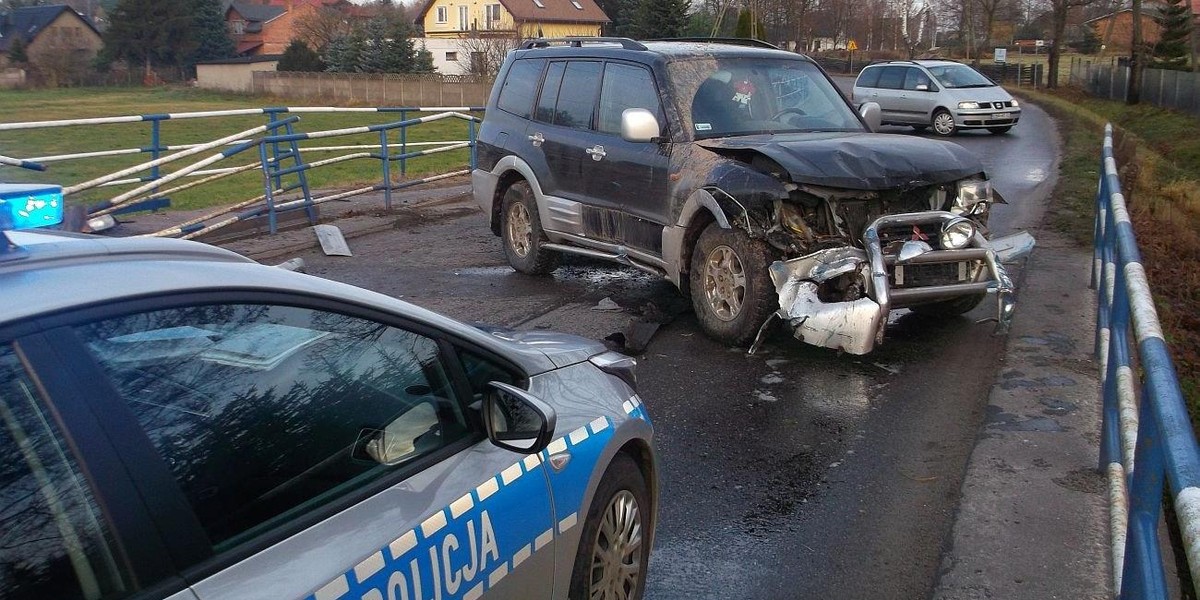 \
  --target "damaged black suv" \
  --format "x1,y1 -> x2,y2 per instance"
472,38 -> 1034,354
